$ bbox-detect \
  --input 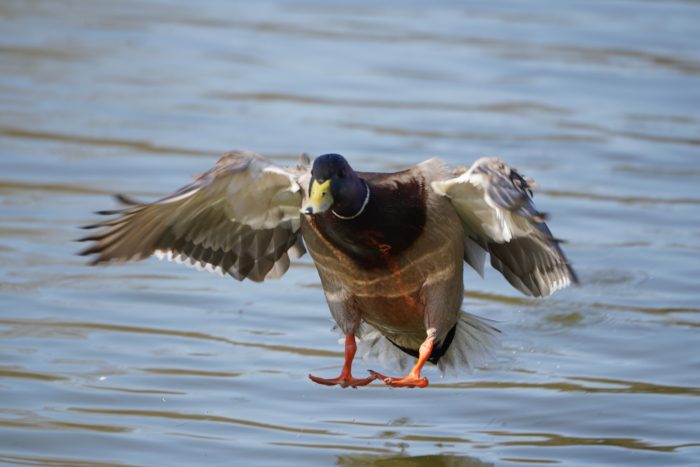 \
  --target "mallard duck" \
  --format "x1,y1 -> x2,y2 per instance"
79,151 -> 577,388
